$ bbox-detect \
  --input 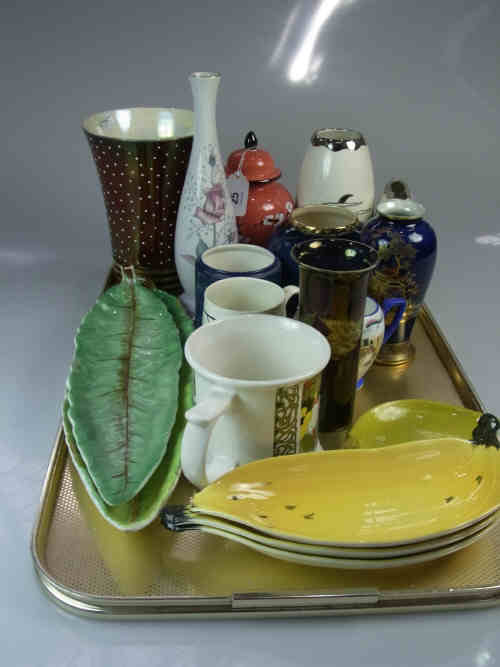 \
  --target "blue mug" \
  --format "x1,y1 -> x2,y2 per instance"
195,244 -> 282,326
